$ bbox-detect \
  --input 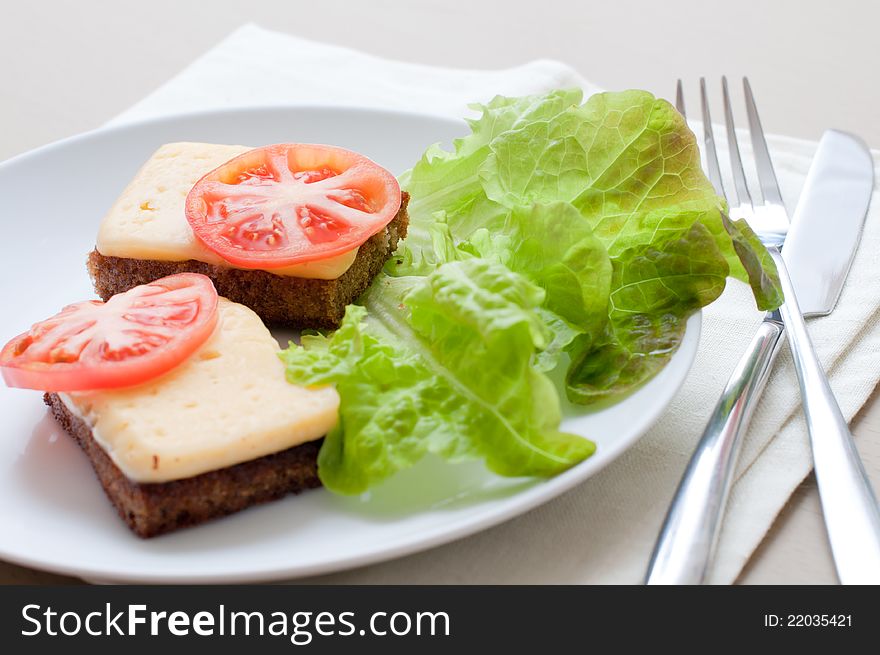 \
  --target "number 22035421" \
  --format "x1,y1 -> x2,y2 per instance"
764,614 -> 852,628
